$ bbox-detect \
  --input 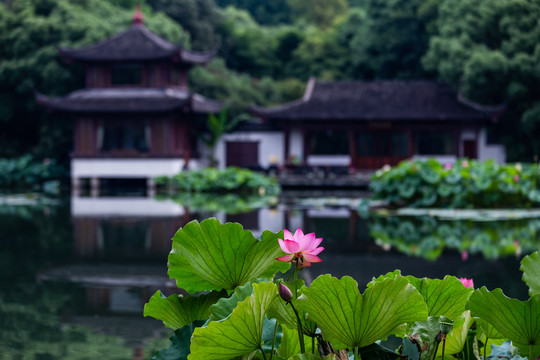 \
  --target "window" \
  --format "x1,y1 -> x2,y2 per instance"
357,132 -> 407,156
416,131 -> 456,155
100,122 -> 149,153
111,64 -> 142,85
310,130 -> 349,155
